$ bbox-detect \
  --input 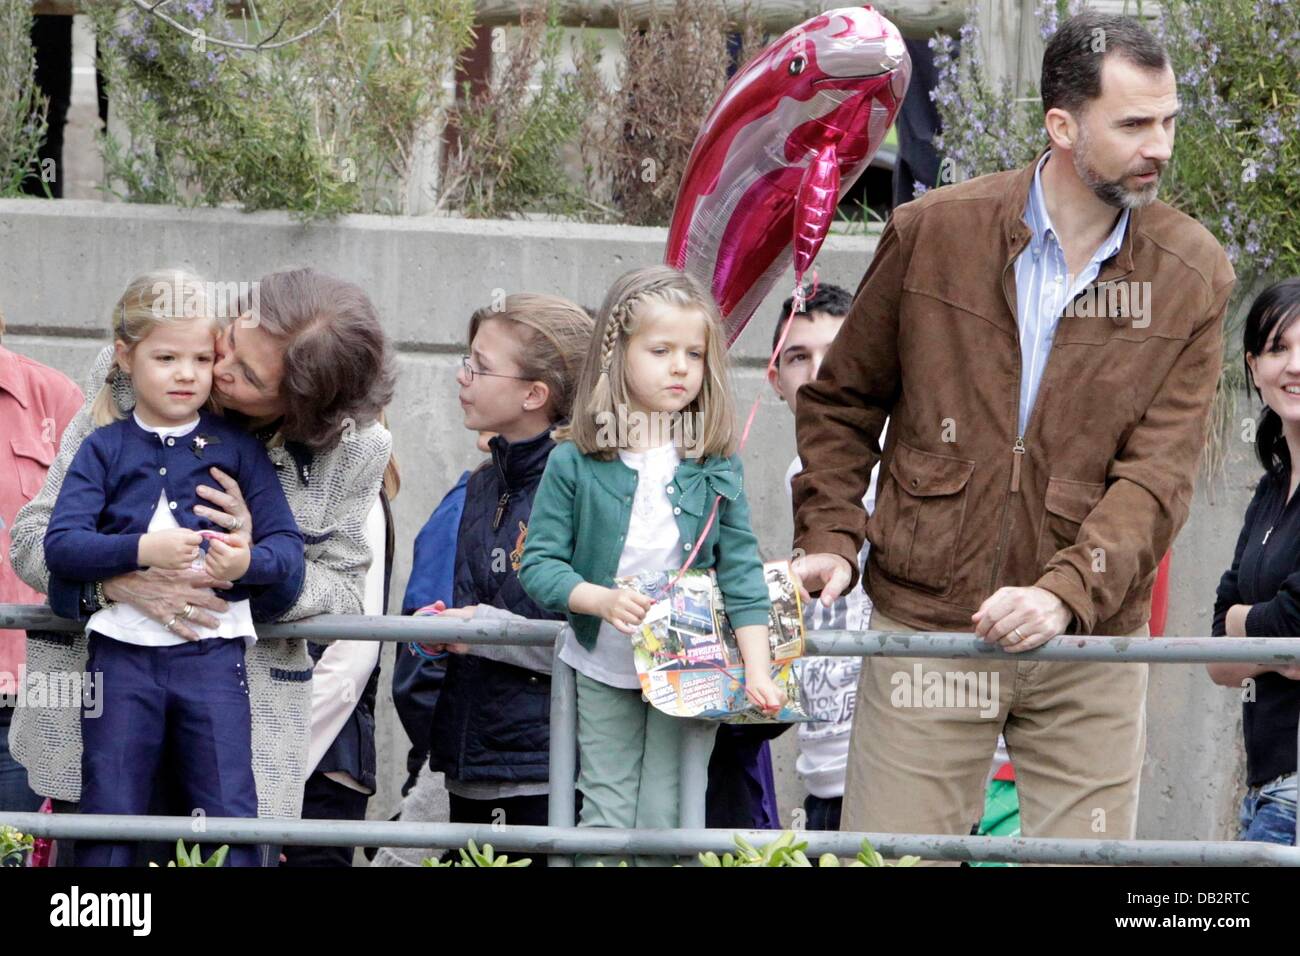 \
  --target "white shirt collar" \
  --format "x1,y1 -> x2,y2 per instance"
133,411 -> 201,440
1025,152 -> 1130,263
